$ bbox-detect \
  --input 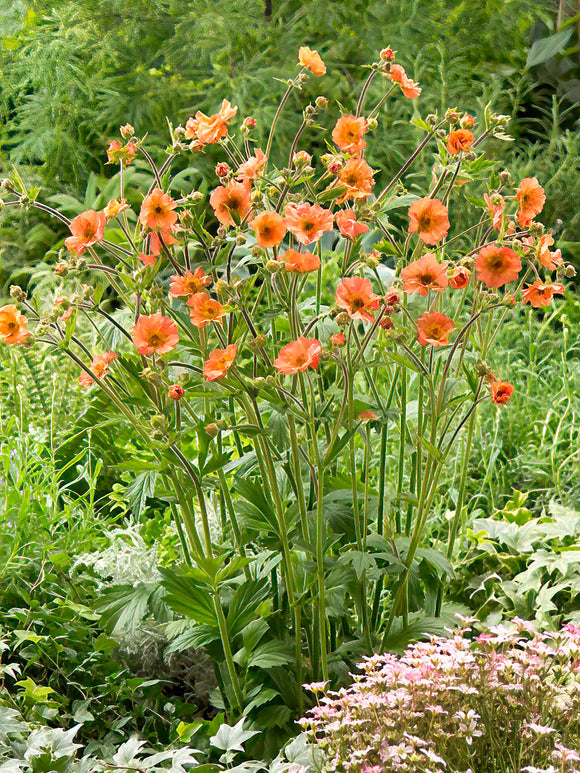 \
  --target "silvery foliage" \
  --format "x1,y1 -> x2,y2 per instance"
0,705 -> 317,773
